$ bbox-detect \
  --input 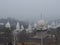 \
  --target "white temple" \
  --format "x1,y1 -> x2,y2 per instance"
13,22 -> 20,34
5,21 -> 11,28
36,20 -> 46,30
16,22 -> 20,30
21,25 -> 24,30
26,24 -> 32,33
32,19 -> 48,39
13,22 -> 25,35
